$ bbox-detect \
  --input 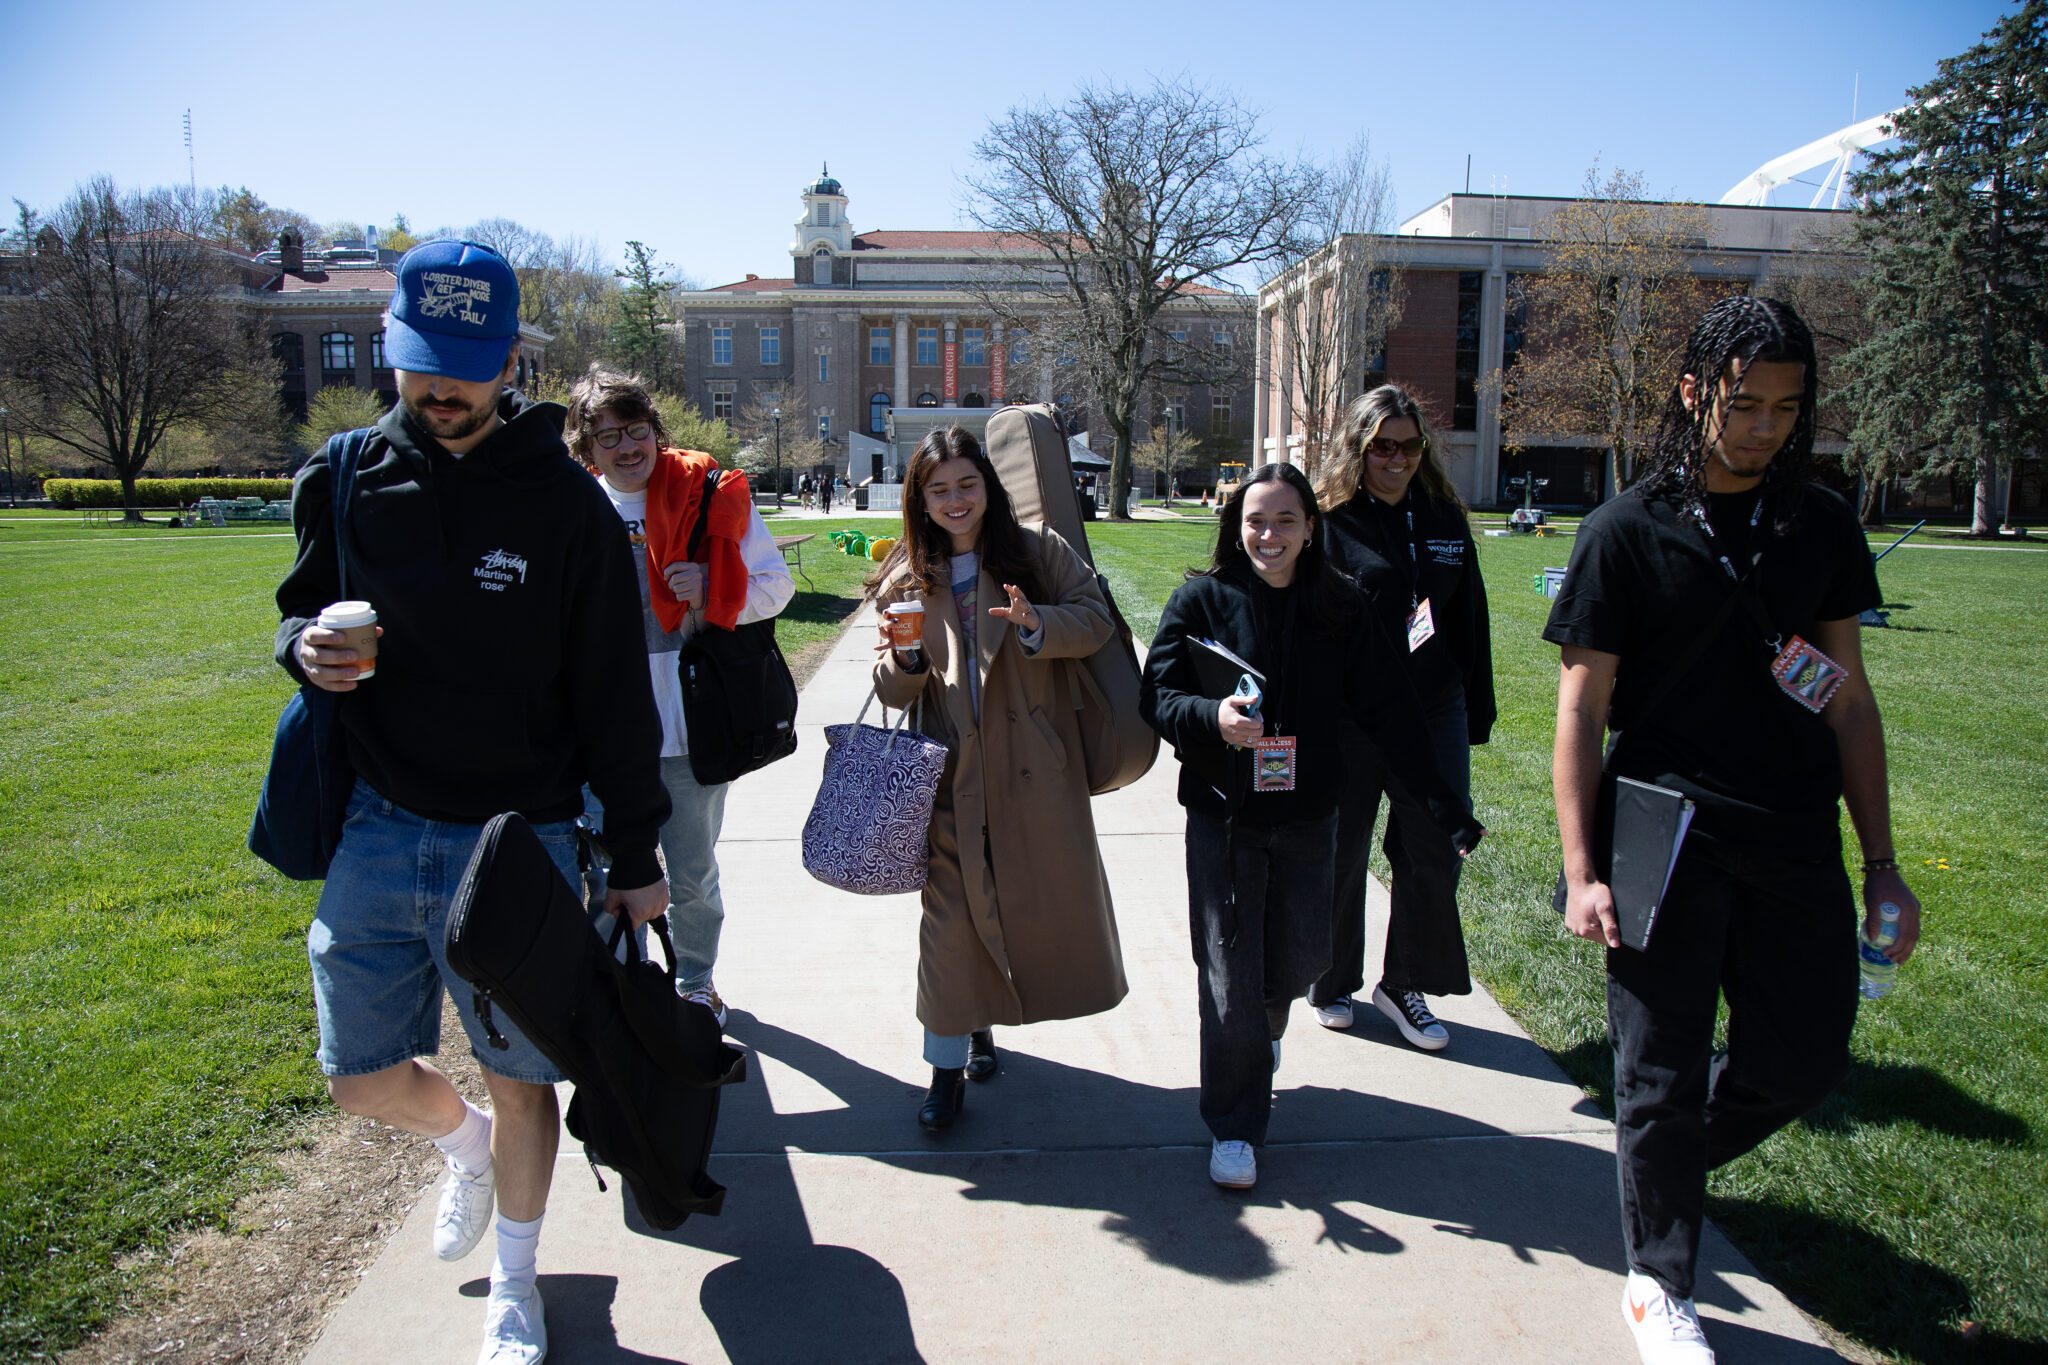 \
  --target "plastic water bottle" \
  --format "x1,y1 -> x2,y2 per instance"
1858,901 -> 1902,999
